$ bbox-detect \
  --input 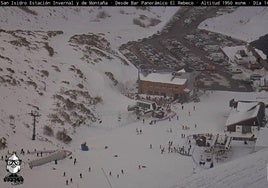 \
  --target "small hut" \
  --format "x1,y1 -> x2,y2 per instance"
81,142 -> 89,151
